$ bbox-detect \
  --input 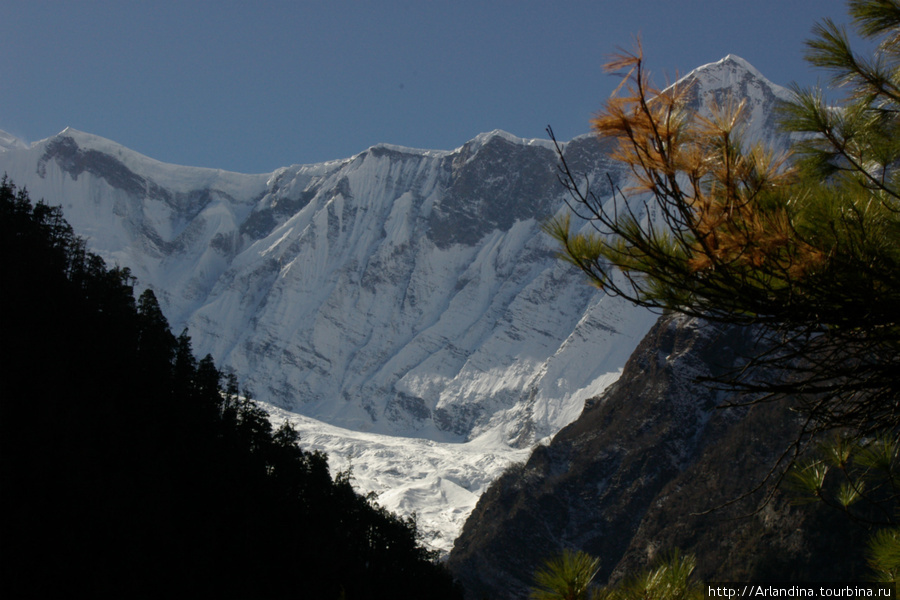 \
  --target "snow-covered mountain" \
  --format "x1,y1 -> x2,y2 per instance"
0,55 -> 791,553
